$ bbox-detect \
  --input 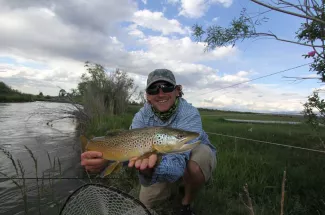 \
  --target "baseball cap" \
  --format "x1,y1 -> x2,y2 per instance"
146,69 -> 176,90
